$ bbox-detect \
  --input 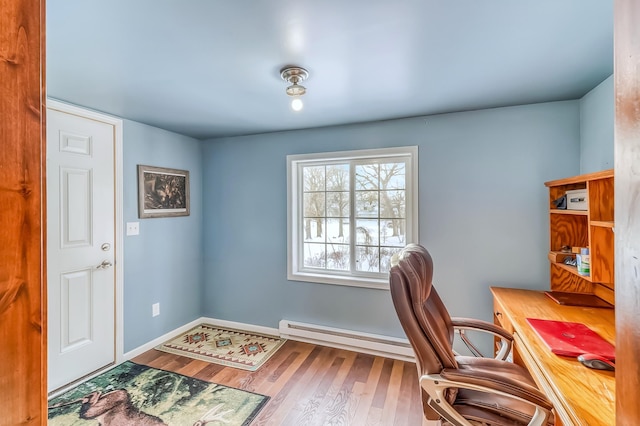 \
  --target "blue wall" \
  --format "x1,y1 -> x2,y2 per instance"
201,101 -> 580,340
580,75 -> 614,173
123,120 -> 203,351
